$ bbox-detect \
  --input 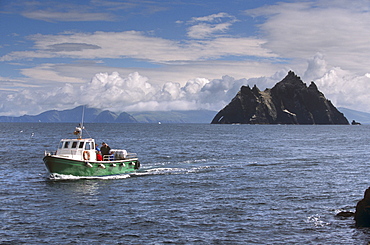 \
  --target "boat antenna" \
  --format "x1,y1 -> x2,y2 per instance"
81,105 -> 85,129
80,105 -> 93,139
73,105 -> 85,139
